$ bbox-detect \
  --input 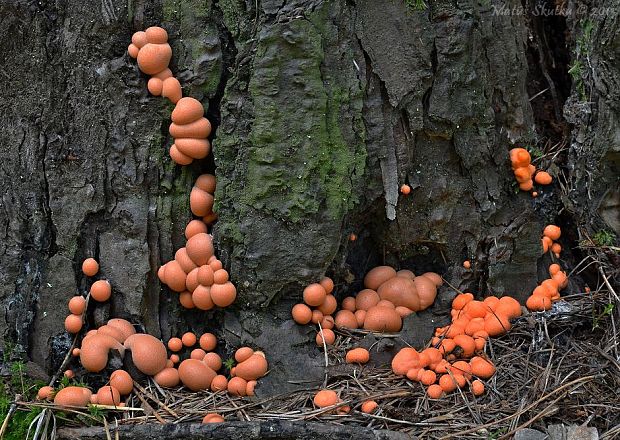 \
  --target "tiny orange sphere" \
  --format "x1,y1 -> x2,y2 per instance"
315,329 -> 336,346
82,258 -> 99,277
181,332 -> 197,347
471,379 -> 485,396
311,309 -> 324,324
420,370 -> 437,386
190,348 -> 206,360
427,384 -> 444,399
534,171 -> 553,185
341,296 -> 356,312
319,277 -> 334,295
543,225 -> 561,241
320,315 -> 335,329
361,400 -> 378,413
345,348 -> 370,364
313,389 -> 338,408
64,314 -> 83,334
291,303 -> 313,325
90,280 -> 112,302
167,337 -> 183,352
463,260 -> 471,269
400,184 -> 411,195
179,291 -> 196,309
68,296 -> 86,315
199,333 -> 217,351
303,283 -> 327,307
202,413 -> 225,423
